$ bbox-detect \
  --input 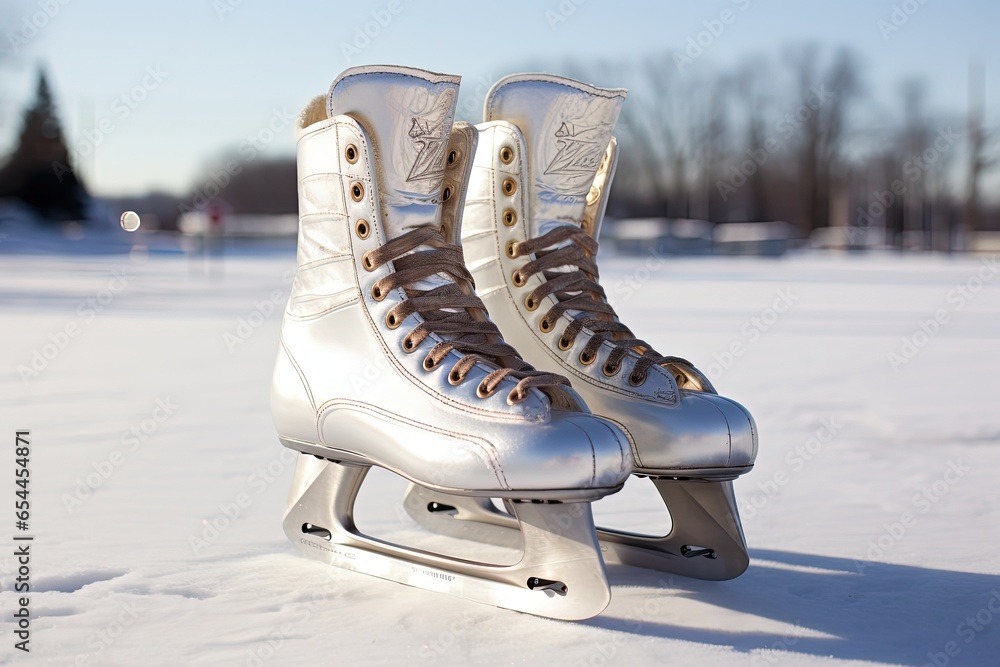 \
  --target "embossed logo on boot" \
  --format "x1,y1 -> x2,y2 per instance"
543,121 -> 608,176
406,117 -> 449,182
